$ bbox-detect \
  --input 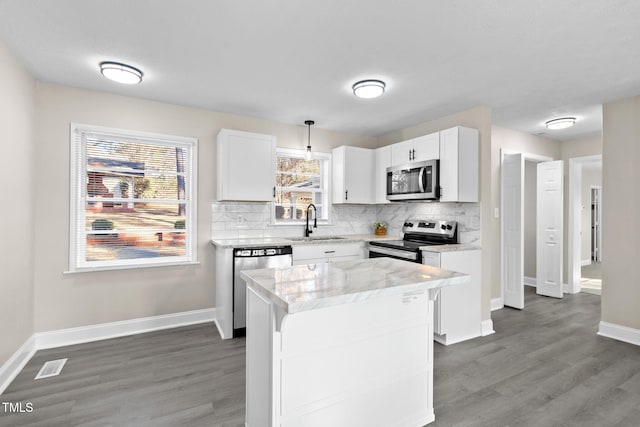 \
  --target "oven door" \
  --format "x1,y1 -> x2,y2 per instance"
368,244 -> 419,263
386,160 -> 439,201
